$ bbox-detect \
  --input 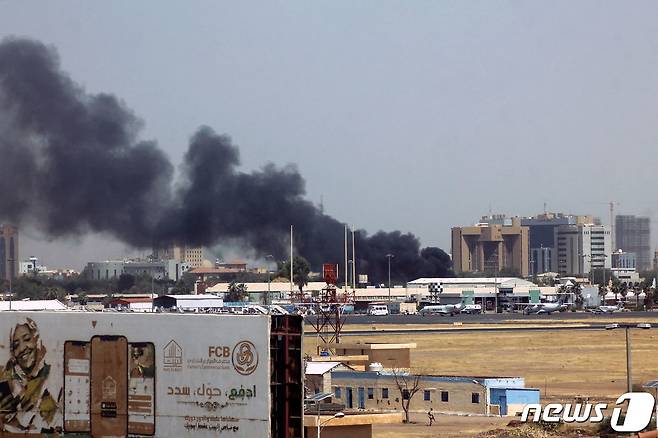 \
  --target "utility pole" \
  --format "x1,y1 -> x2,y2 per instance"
344,225 -> 348,292
351,227 -> 356,291
266,255 -> 274,307
606,323 -> 651,393
290,225 -> 294,299
625,326 -> 632,393
386,254 -> 394,302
